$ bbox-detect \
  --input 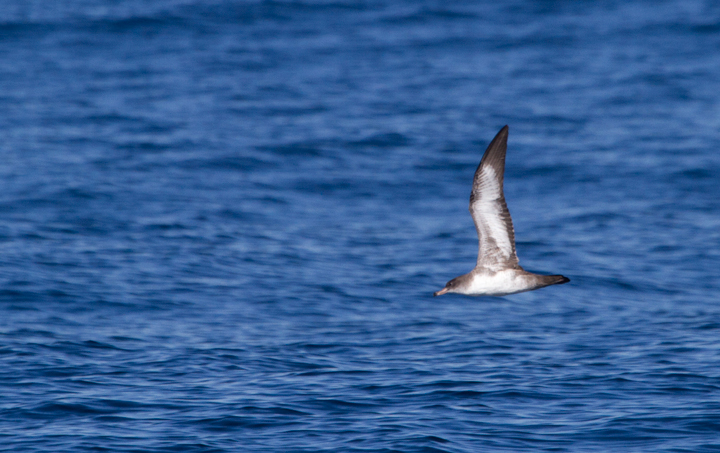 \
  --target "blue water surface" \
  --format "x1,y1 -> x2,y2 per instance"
1,1 -> 720,452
